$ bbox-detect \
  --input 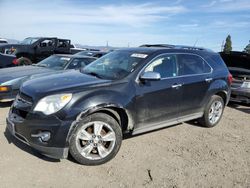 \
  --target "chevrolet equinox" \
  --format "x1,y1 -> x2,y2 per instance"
6,45 -> 232,165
